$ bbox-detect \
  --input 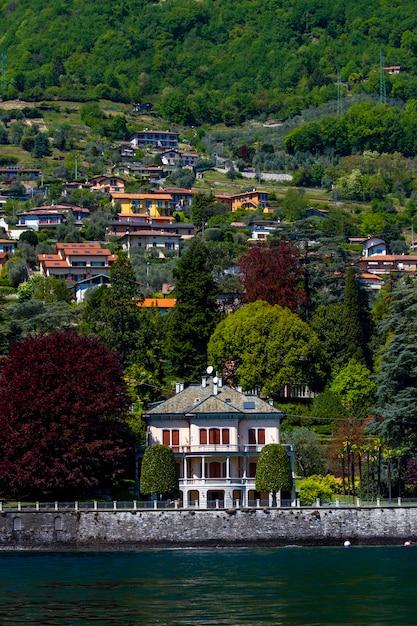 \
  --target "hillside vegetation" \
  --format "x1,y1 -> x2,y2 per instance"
2,0 -> 417,124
